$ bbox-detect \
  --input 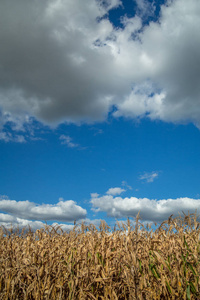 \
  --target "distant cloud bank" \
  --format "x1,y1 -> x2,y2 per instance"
1,190 -> 200,231
91,192 -> 200,222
